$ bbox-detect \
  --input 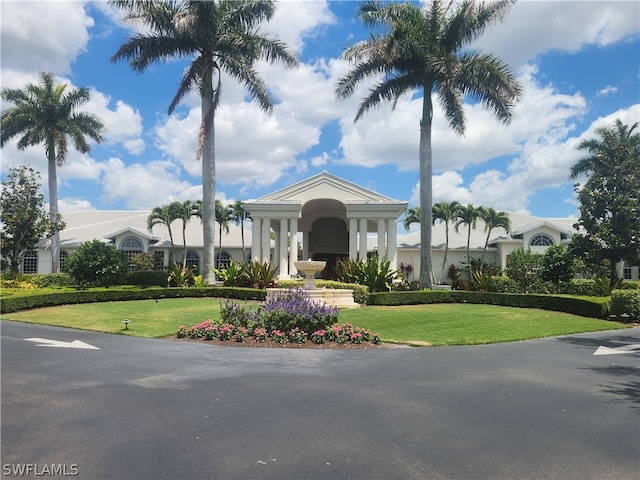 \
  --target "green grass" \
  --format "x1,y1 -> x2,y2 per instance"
339,304 -> 627,346
1,299 -> 627,345
1,298 -> 226,338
